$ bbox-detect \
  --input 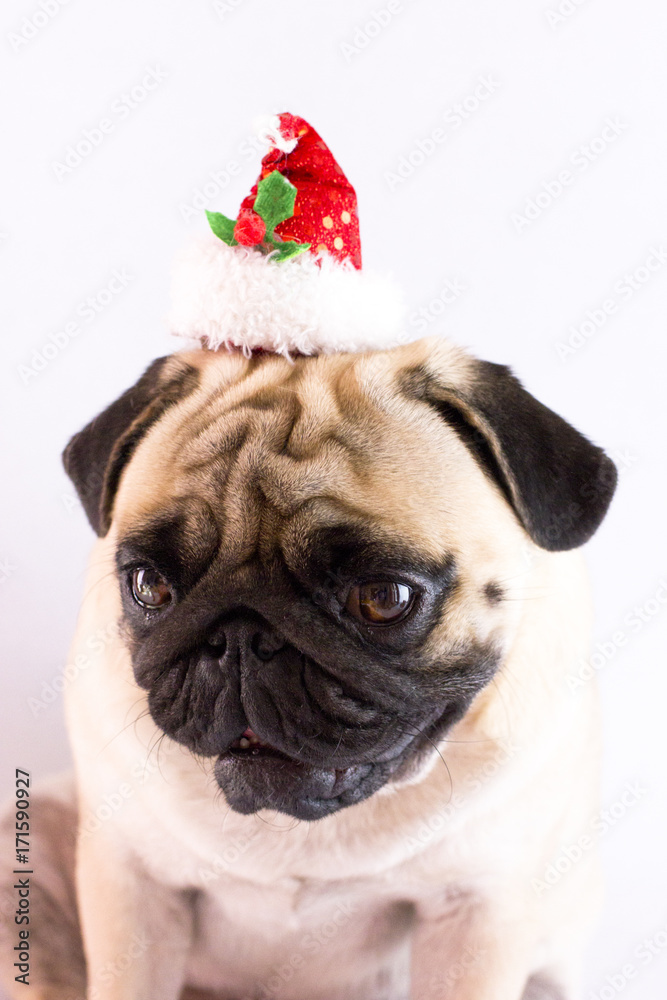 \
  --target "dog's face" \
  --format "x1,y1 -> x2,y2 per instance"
64,338 -> 616,820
